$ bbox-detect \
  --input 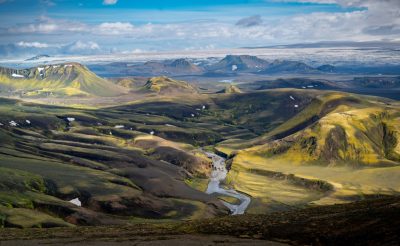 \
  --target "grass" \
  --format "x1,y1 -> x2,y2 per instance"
0,86 -> 399,228
229,153 -> 400,207
0,206 -> 74,228
0,63 -> 127,97
0,196 -> 399,245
